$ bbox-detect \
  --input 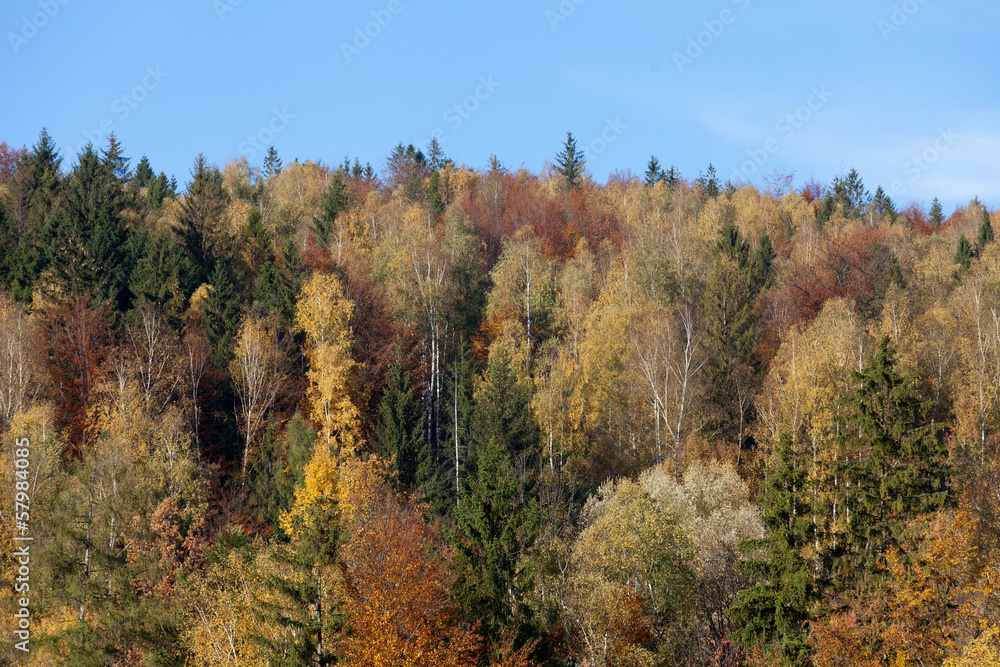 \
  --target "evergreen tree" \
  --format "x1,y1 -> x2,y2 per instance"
929,197 -> 943,227
555,131 -> 586,191
450,436 -> 539,643
205,262 -> 242,369
832,168 -> 869,219
816,192 -> 836,225
955,234 -> 973,271
252,235 -> 304,328
133,155 -> 153,187
375,348 -> 430,490
442,339 -> 478,507
729,432 -> 816,666
830,336 -> 951,585
471,347 -> 541,473
702,221 -> 766,445
872,185 -> 897,223
697,163 -> 720,197
39,143 -> 133,306
977,208 -> 995,249
645,155 -> 664,186
427,137 -> 449,171
263,145 -> 283,178
179,154 -> 228,281
129,228 -> 198,319
312,172 -> 350,246
385,142 -> 427,201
